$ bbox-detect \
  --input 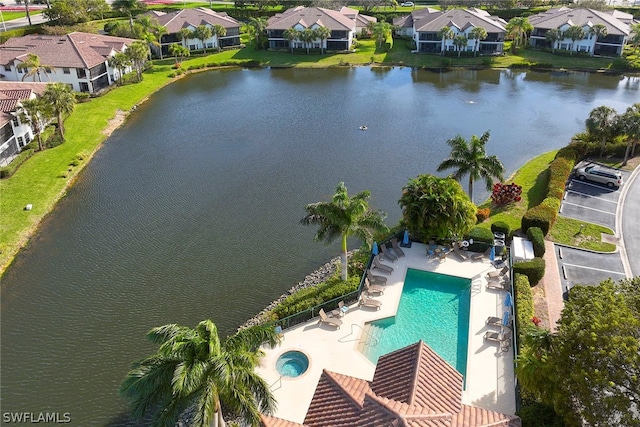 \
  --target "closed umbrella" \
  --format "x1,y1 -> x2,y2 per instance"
489,246 -> 495,262
403,230 -> 409,245
504,292 -> 513,309
372,241 -> 379,255
502,311 -> 511,327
